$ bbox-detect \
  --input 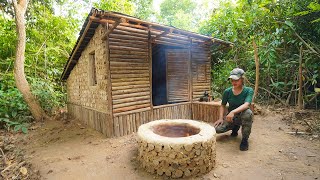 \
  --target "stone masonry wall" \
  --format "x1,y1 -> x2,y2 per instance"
67,25 -> 108,112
